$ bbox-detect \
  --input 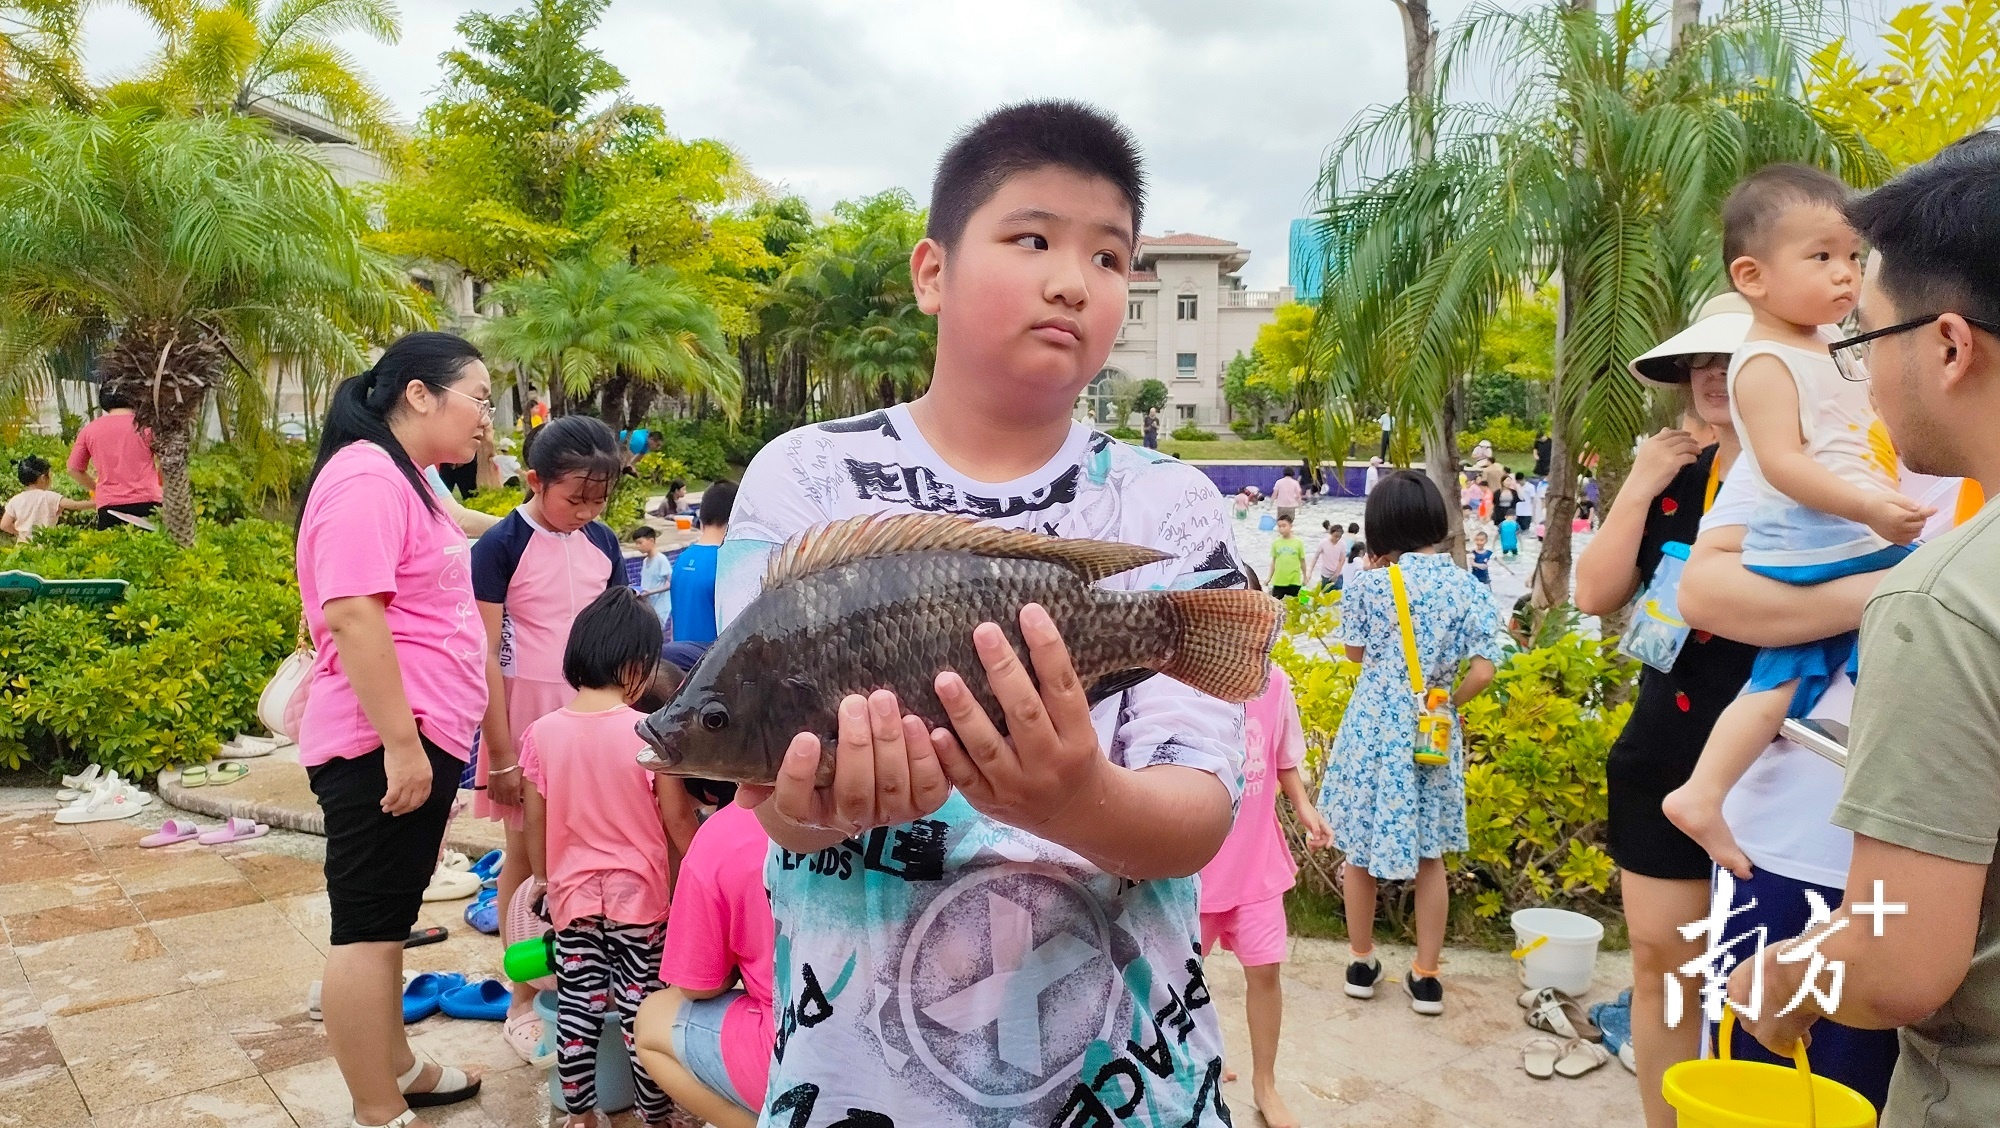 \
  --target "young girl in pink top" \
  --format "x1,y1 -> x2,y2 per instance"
470,414 -> 625,1053
523,587 -> 701,1128
1197,573 -> 1332,1128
